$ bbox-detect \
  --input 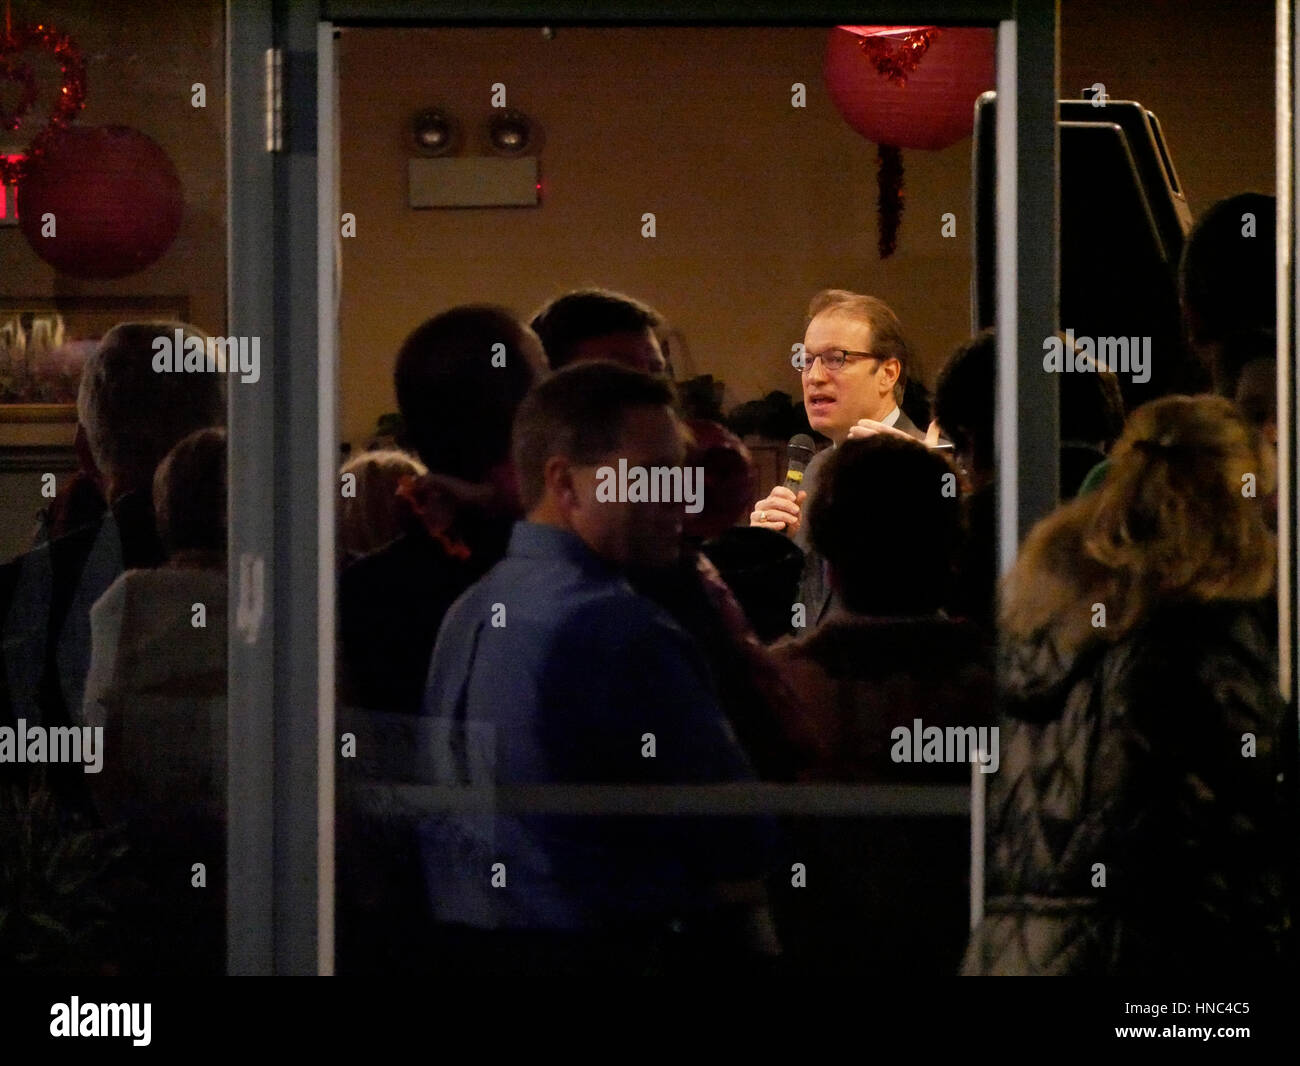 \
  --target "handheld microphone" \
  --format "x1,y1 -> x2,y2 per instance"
784,434 -> 816,492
